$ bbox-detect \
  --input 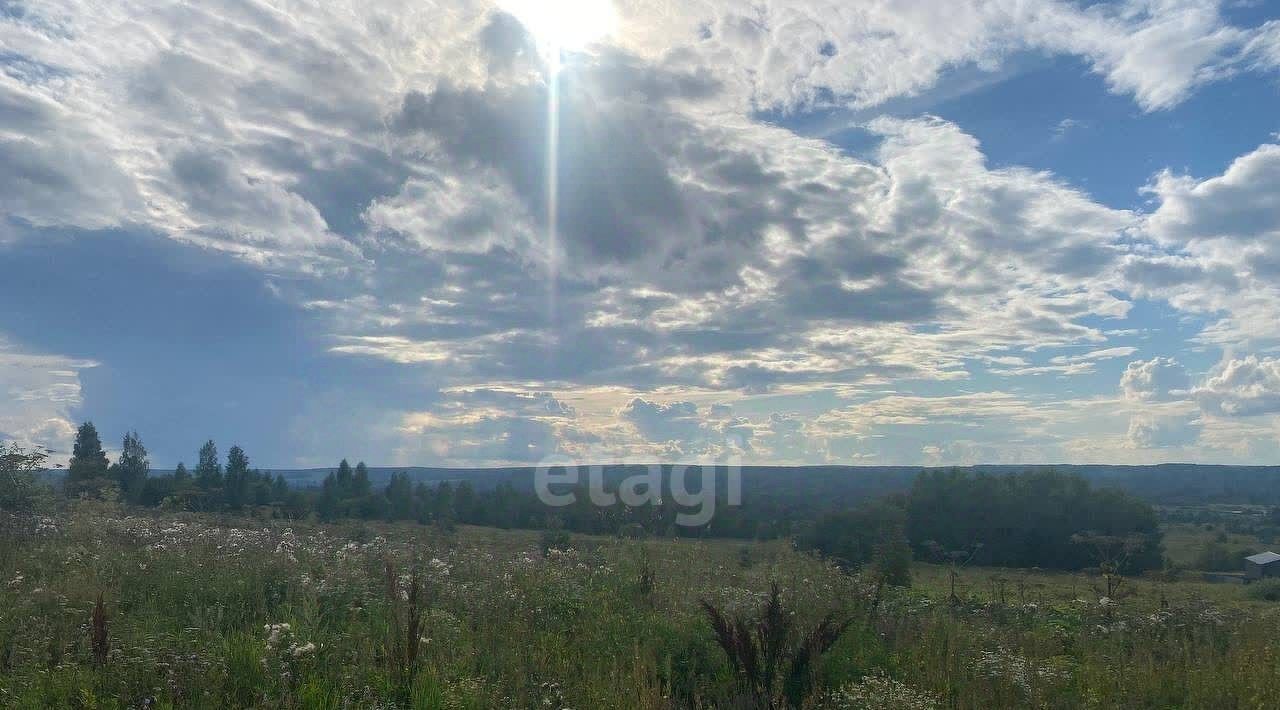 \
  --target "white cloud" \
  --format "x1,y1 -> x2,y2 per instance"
1244,19 -> 1280,70
0,337 -> 97,459
619,397 -> 752,459
1121,357 -> 1190,402
1195,356 -> 1280,417
1127,413 -> 1202,448
3,0 -> 1279,465
1134,141 -> 1280,347
1145,143 -> 1280,244
991,346 -> 1138,376
0,0 -> 491,270
615,0 -> 1275,112
395,388 -> 583,465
